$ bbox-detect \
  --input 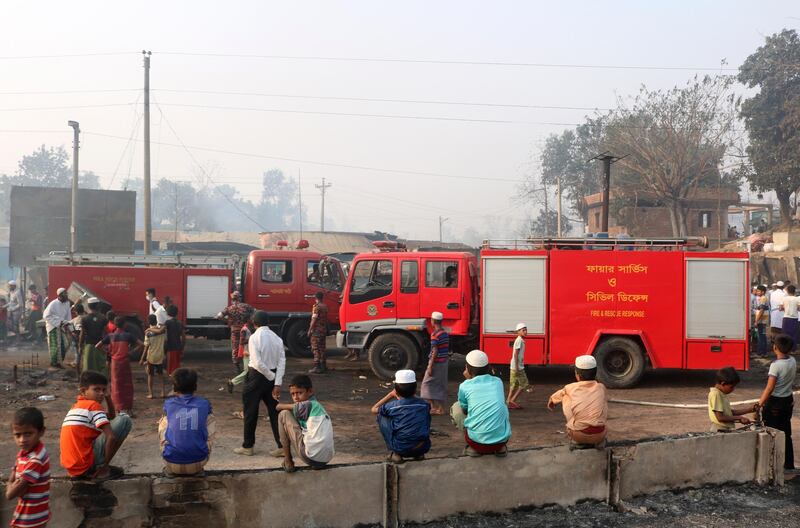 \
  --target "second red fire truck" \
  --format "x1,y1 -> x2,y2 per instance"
338,237 -> 749,388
